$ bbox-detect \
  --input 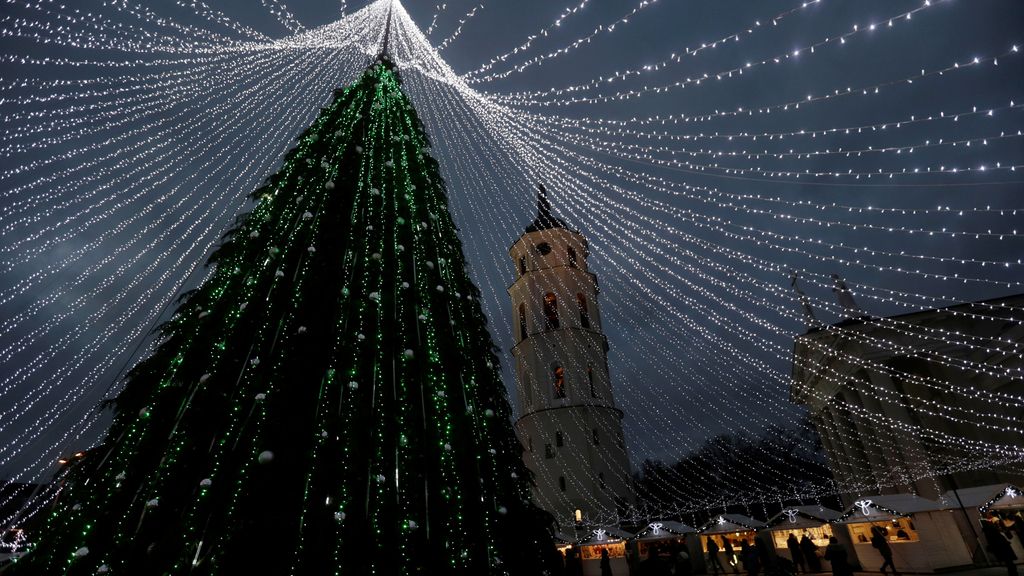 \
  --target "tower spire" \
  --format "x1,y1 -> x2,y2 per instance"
525,183 -> 569,233
537,183 -> 553,220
